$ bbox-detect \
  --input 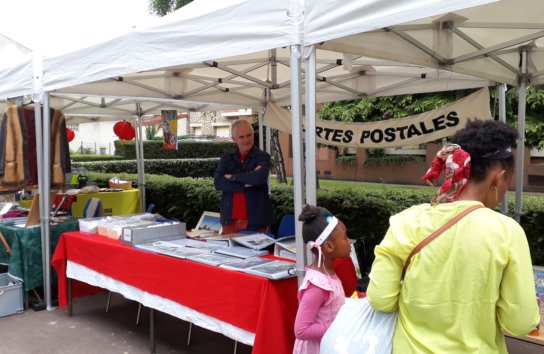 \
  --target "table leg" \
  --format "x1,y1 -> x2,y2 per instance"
187,323 -> 192,346
150,308 -> 156,354
32,288 -> 42,302
68,278 -> 72,317
0,231 -> 11,253
106,291 -> 112,312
